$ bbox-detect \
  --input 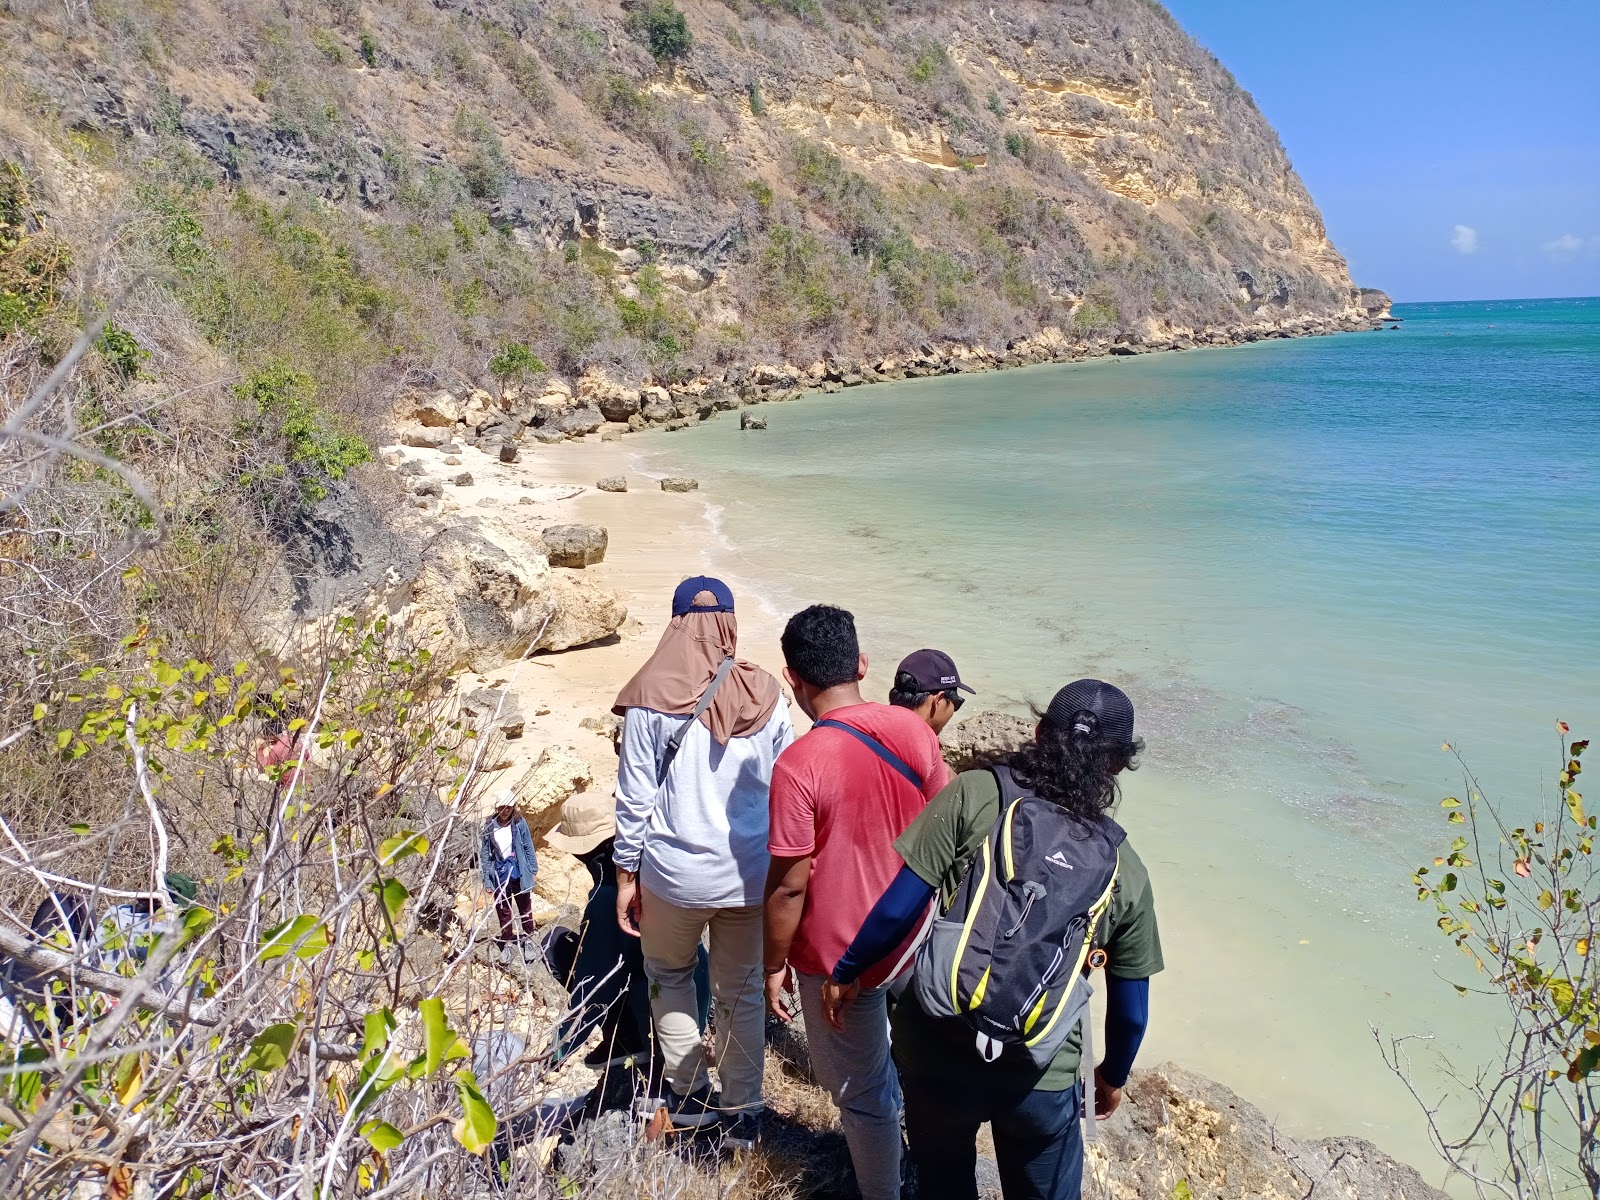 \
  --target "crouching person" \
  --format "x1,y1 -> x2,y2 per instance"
825,680 -> 1162,1200
480,788 -> 538,961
